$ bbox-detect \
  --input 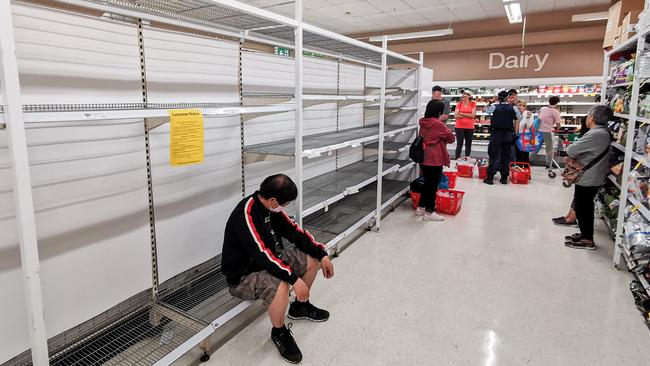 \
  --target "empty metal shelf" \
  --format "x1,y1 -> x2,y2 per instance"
365,104 -> 418,111
243,124 -> 409,162
383,159 -> 416,172
364,141 -> 411,155
302,160 -> 399,216
2,292 -> 205,366
160,267 -> 243,326
304,179 -> 409,248
8,103 -> 293,124
93,1 -> 417,66
2,257 -> 248,366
